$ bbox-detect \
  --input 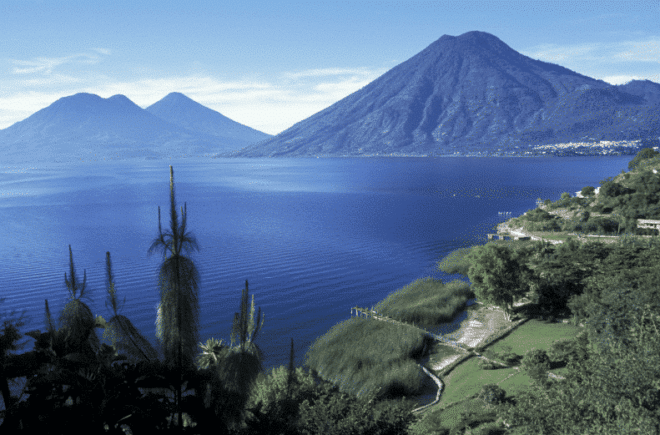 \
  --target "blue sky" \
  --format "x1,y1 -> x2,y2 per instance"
1,0 -> 658,135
